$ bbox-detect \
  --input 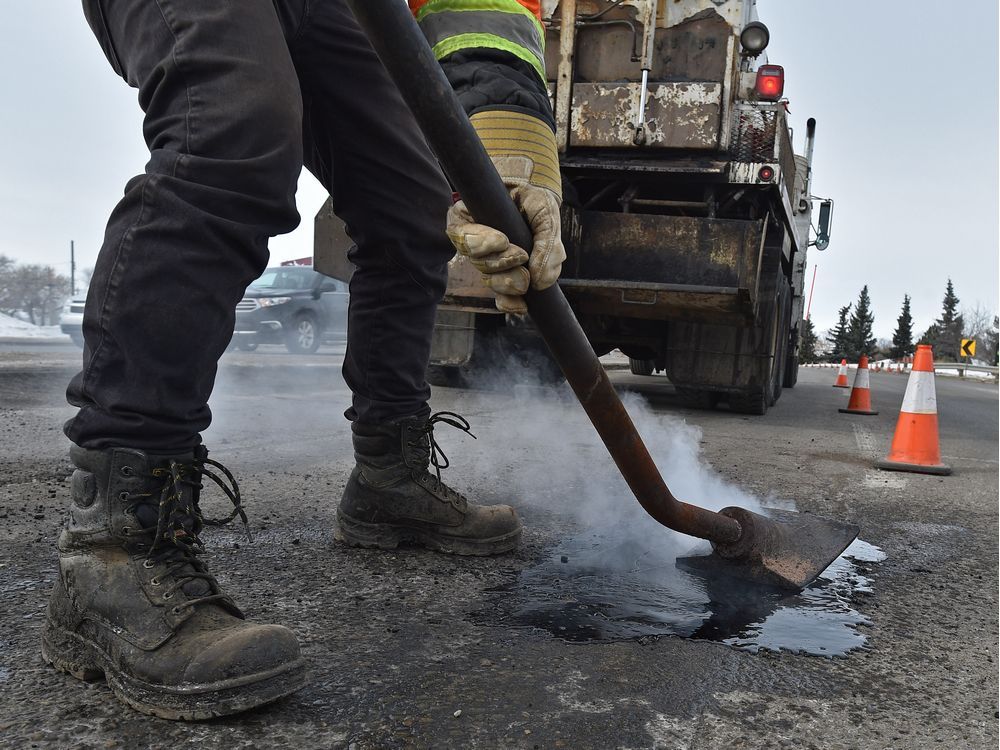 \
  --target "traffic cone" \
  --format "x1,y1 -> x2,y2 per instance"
839,355 -> 878,415
833,359 -> 850,388
875,344 -> 951,475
